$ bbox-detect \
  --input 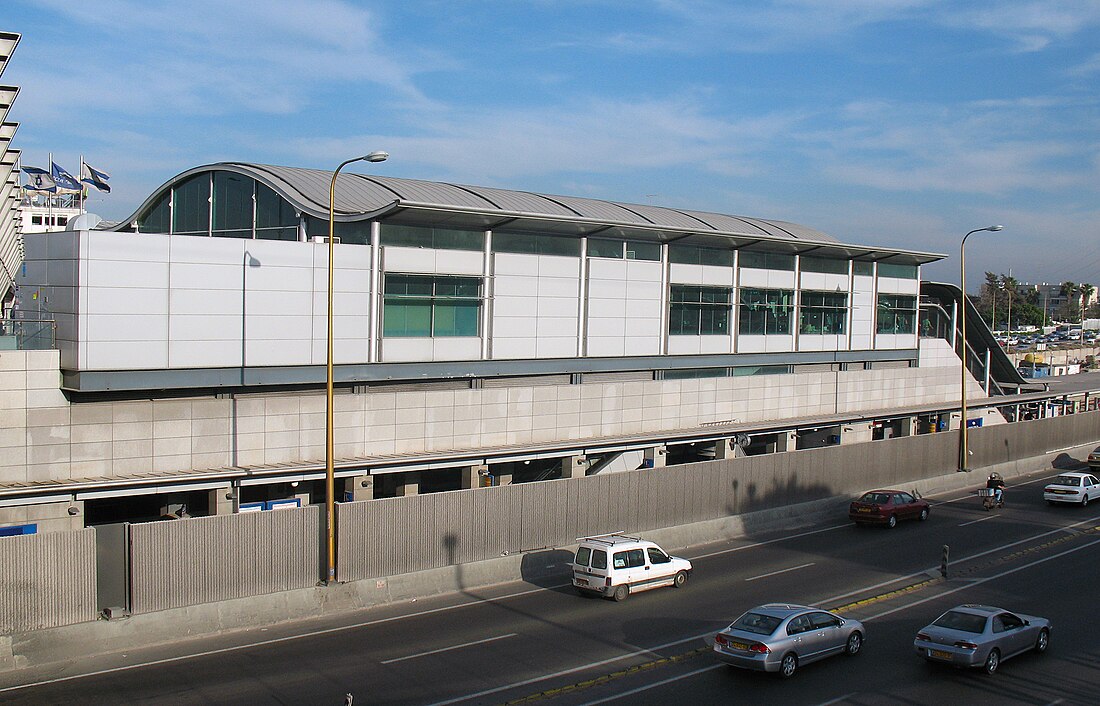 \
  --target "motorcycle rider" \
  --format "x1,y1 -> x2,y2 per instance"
986,472 -> 1006,505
